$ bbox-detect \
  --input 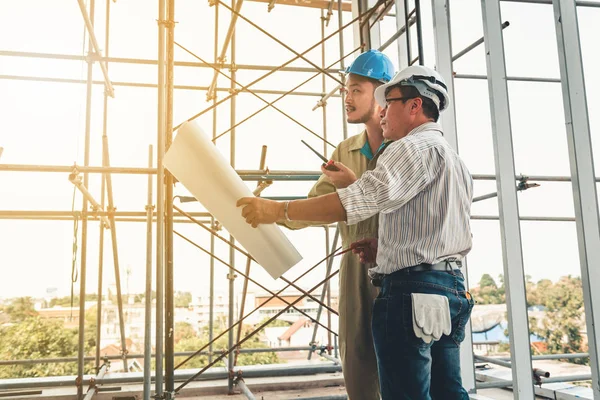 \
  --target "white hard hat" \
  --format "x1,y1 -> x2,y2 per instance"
374,65 -> 450,112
